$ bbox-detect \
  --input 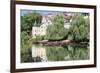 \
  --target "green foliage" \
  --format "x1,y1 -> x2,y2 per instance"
32,35 -> 45,42
21,11 -> 42,62
45,14 -> 68,40
46,46 -> 68,61
21,31 -> 32,52
21,12 -> 42,34
46,45 -> 89,61
67,46 -> 89,60
21,31 -> 33,62
70,13 -> 89,41
20,12 -> 90,62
